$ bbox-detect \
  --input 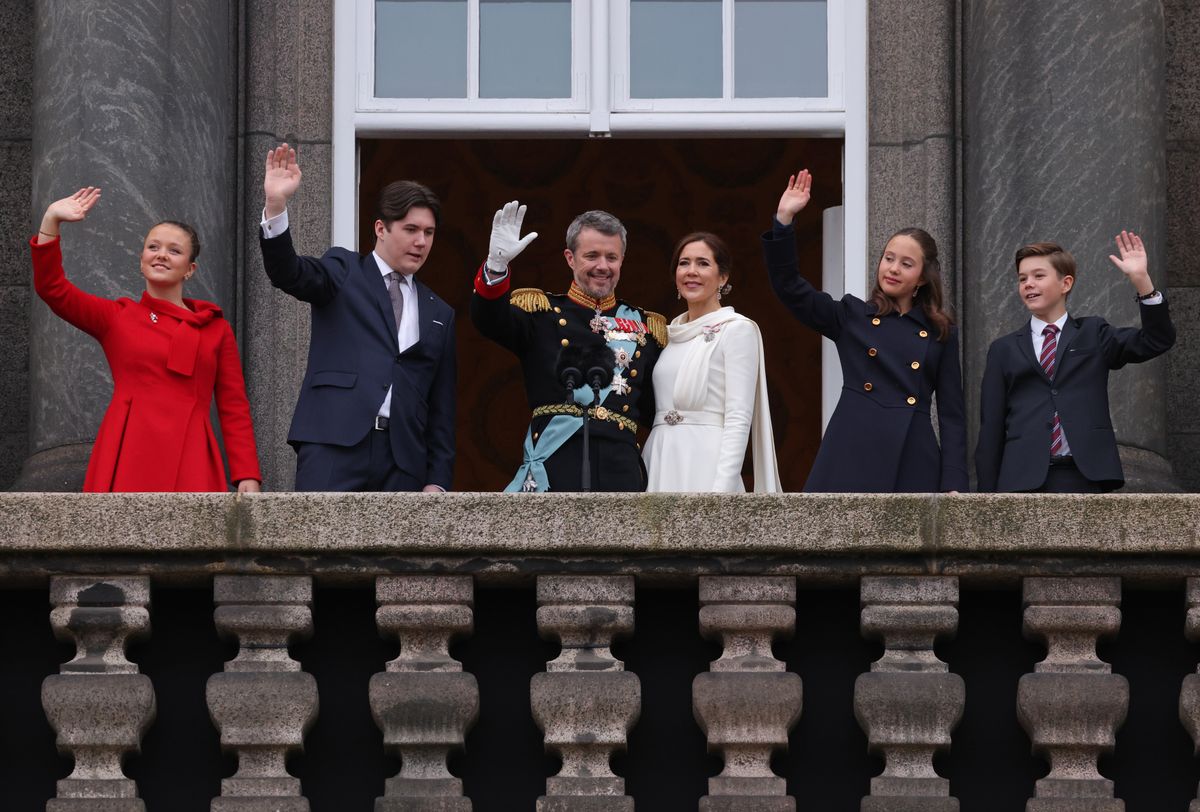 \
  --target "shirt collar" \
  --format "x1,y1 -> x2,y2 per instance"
373,251 -> 413,286
1030,311 -> 1069,335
